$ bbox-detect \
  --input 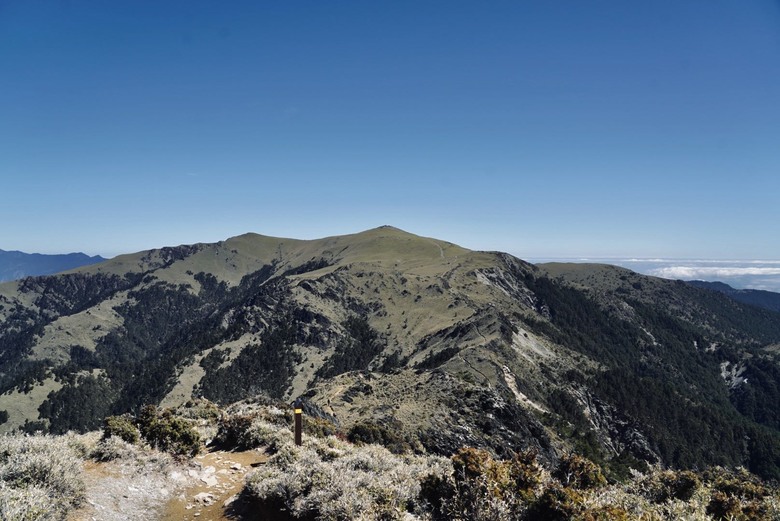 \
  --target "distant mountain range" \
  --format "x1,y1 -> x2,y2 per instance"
1,227 -> 779,480
0,249 -> 106,282
687,280 -> 780,313
530,258 -> 780,293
